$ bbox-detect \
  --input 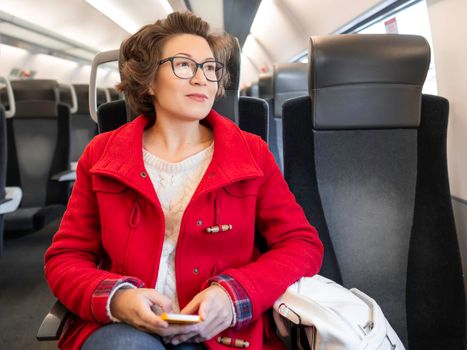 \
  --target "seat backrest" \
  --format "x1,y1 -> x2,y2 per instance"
282,34 -> 465,349
212,37 -> 241,124
11,79 -> 59,102
258,73 -> 273,100
269,63 -> 308,172
8,81 -> 71,207
107,87 -> 122,101
69,84 -> 97,162
58,84 -> 78,114
0,105 -> 6,251
273,63 -> 307,119
97,100 -> 127,133
238,96 -> 268,142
